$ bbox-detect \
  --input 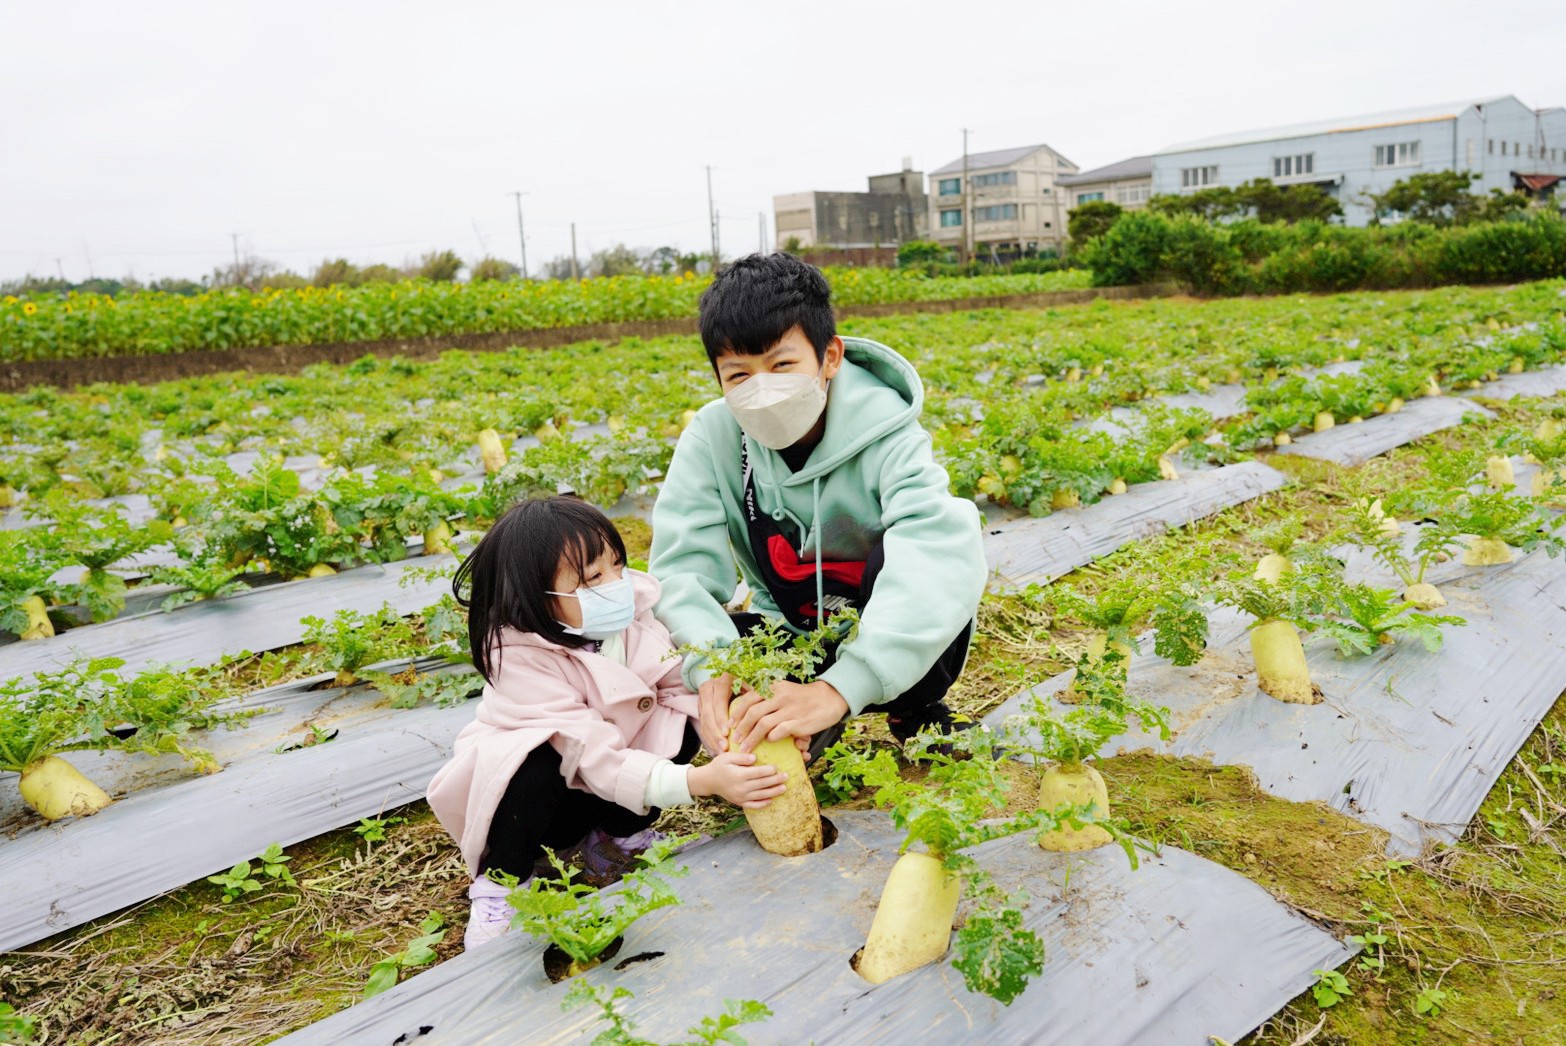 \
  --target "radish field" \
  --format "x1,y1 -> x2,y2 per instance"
4,280 -> 1566,1044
